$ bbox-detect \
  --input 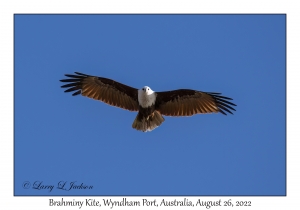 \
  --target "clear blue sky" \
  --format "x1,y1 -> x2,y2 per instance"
15,14 -> 285,196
